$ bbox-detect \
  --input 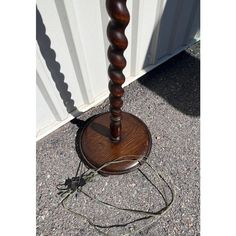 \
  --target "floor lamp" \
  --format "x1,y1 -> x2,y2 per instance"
78,0 -> 152,175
